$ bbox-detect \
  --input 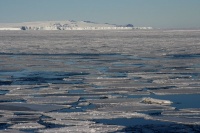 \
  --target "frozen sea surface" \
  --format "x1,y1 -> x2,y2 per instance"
0,30 -> 200,132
